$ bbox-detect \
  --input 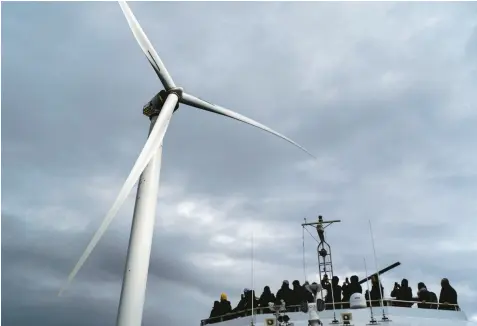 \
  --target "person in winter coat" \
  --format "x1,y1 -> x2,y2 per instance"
276,280 -> 293,307
289,280 -> 304,308
347,275 -> 363,295
233,289 -> 249,314
438,278 -> 458,311
258,286 -> 276,313
324,276 -> 343,309
209,301 -> 221,322
416,282 -> 438,309
390,279 -> 413,307
365,275 -> 384,307
243,290 -> 259,315
341,277 -> 351,308
218,293 -> 232,319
